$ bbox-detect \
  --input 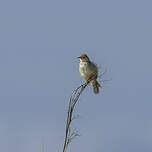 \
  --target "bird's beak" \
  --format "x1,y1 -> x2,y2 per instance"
77,56 -> 80,59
